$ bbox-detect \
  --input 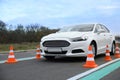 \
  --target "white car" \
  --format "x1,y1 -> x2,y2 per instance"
40,23 -> 115,60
